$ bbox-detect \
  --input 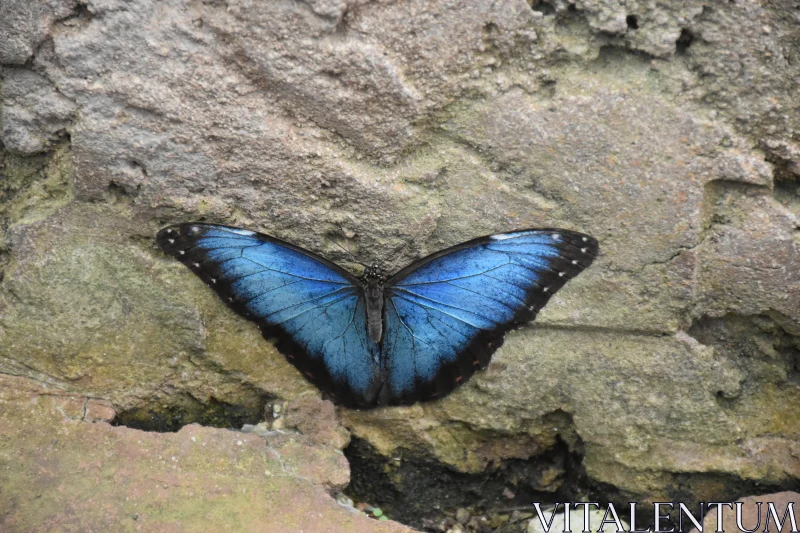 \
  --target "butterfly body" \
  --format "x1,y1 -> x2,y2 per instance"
157,223 -> 598,409
361,266 -> 386,343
